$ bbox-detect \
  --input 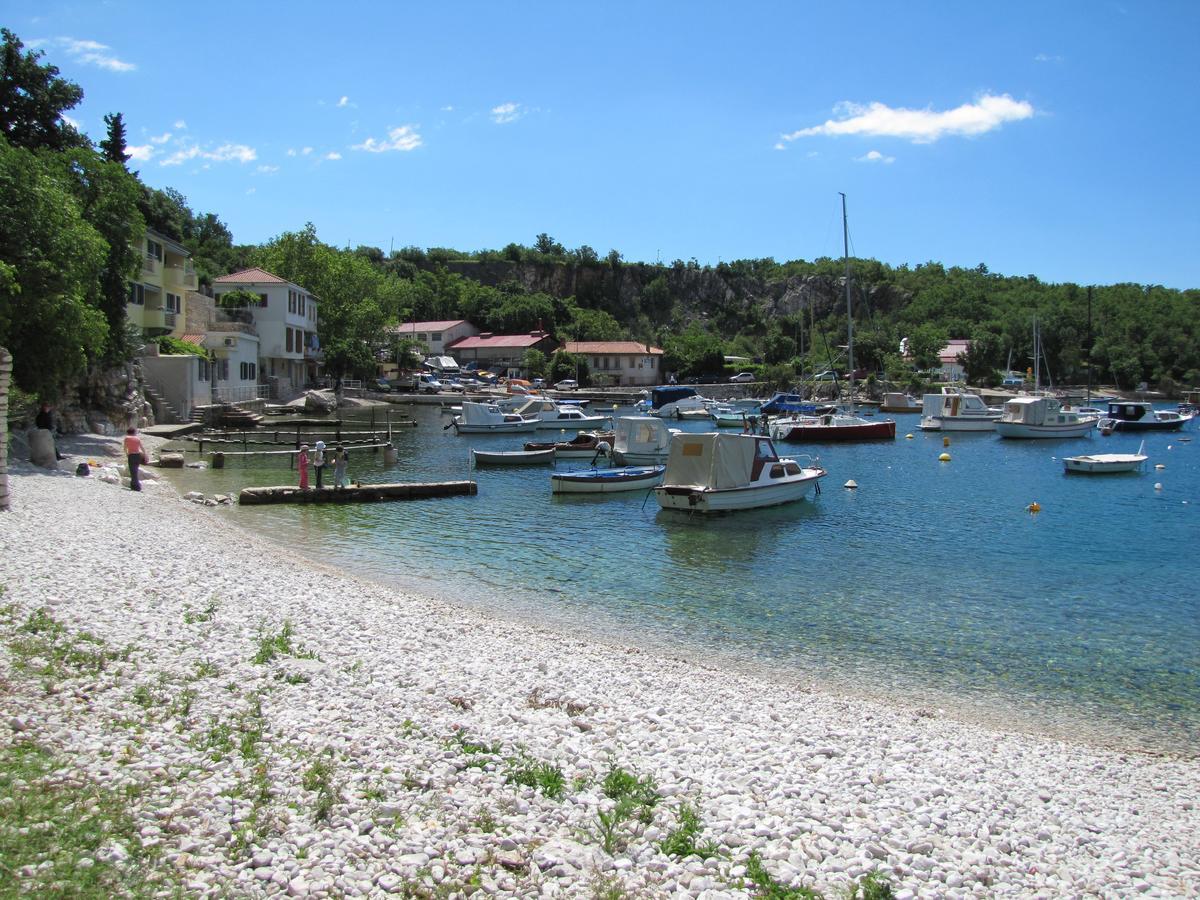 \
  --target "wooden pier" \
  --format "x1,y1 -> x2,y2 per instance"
238,481 -> 477,505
